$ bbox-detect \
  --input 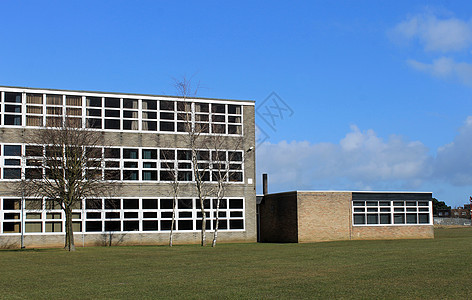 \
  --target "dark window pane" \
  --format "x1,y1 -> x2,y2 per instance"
124,212 -> 138,218
143,221 -> 158,231
367,214 -> 378,224
104,148 -> 120,158
160,199 -> 173,209
160,121 -> 174,131
105,119 -> 120,129
380,214 -> 391,224
86,221 -> 102,232
87,212 -> 101,219
26,168 -> 42,179
4,115 -> 22,125
86,199 -> 102,209
86,97 -> 102,107
406,213 -> 417,224
161,212 -> 173,218
4,145 -> 21,156
143,100 -> 157,110
178,171 -> 192,181
143,212 -> 157,218
229,219 -> 244,229
142,170 -> 157,180
419,213 -> 429,224
142,199 -> 158,209
178,199 -> 192,209
106,212 -> 120,219
123,170 -> 138,180
105,98 -> 120,108
229,199 -> 243,209
196,199 -> 210,209
160,220 -> 173,231
4,168 -> 21,179
105,199 -> 121,209
160,100 -> 174,111
178,220 -> 193,230
5,92 -> 22,103
177,150 -> 192,160
142,149 -> 157,159
5,159 -> 20,166
26,146 -> 43,156
123,199 -> 139,209
353,214 -> 365,224
105,221 -> 120,231
5,104 -> 21,113
212,104 -> 225,113
123,221 -> 139,231
105,110 -> 120,117
104,170 -> 120,180
394,214 -> 405,224
123,149 -> 138,159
